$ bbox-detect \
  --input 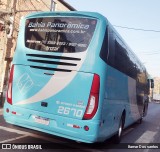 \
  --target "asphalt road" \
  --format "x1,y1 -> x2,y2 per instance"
0,102 -> 160,152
